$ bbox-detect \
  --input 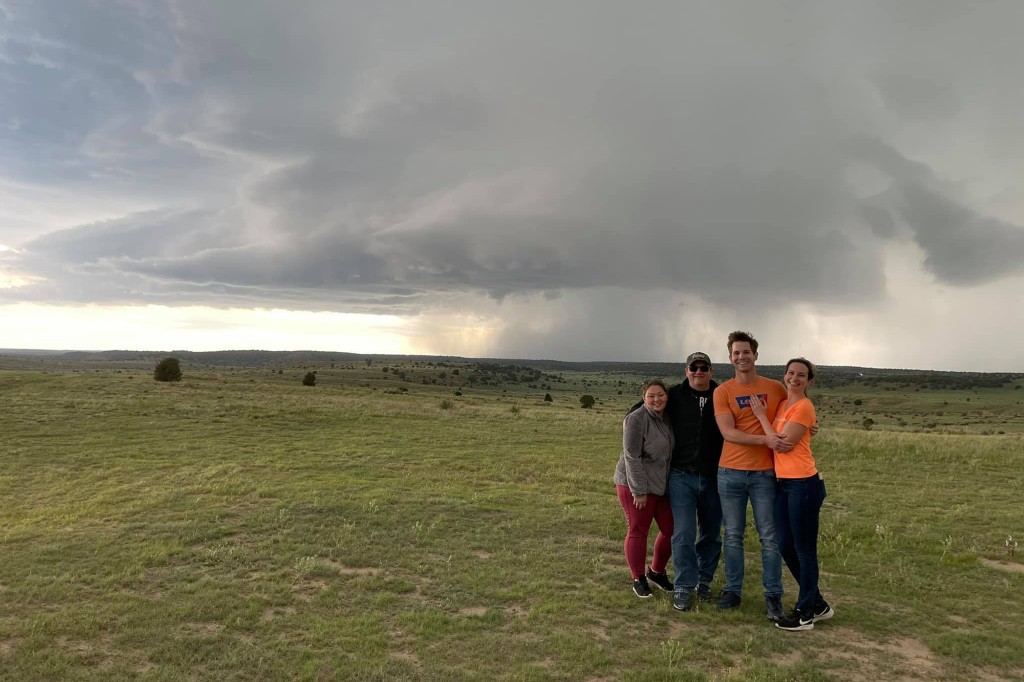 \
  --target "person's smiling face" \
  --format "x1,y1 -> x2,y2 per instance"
643,384 -> 668,414
686,362 -> 712,391
784,361 -> 812,394
730,341 -> 757,375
